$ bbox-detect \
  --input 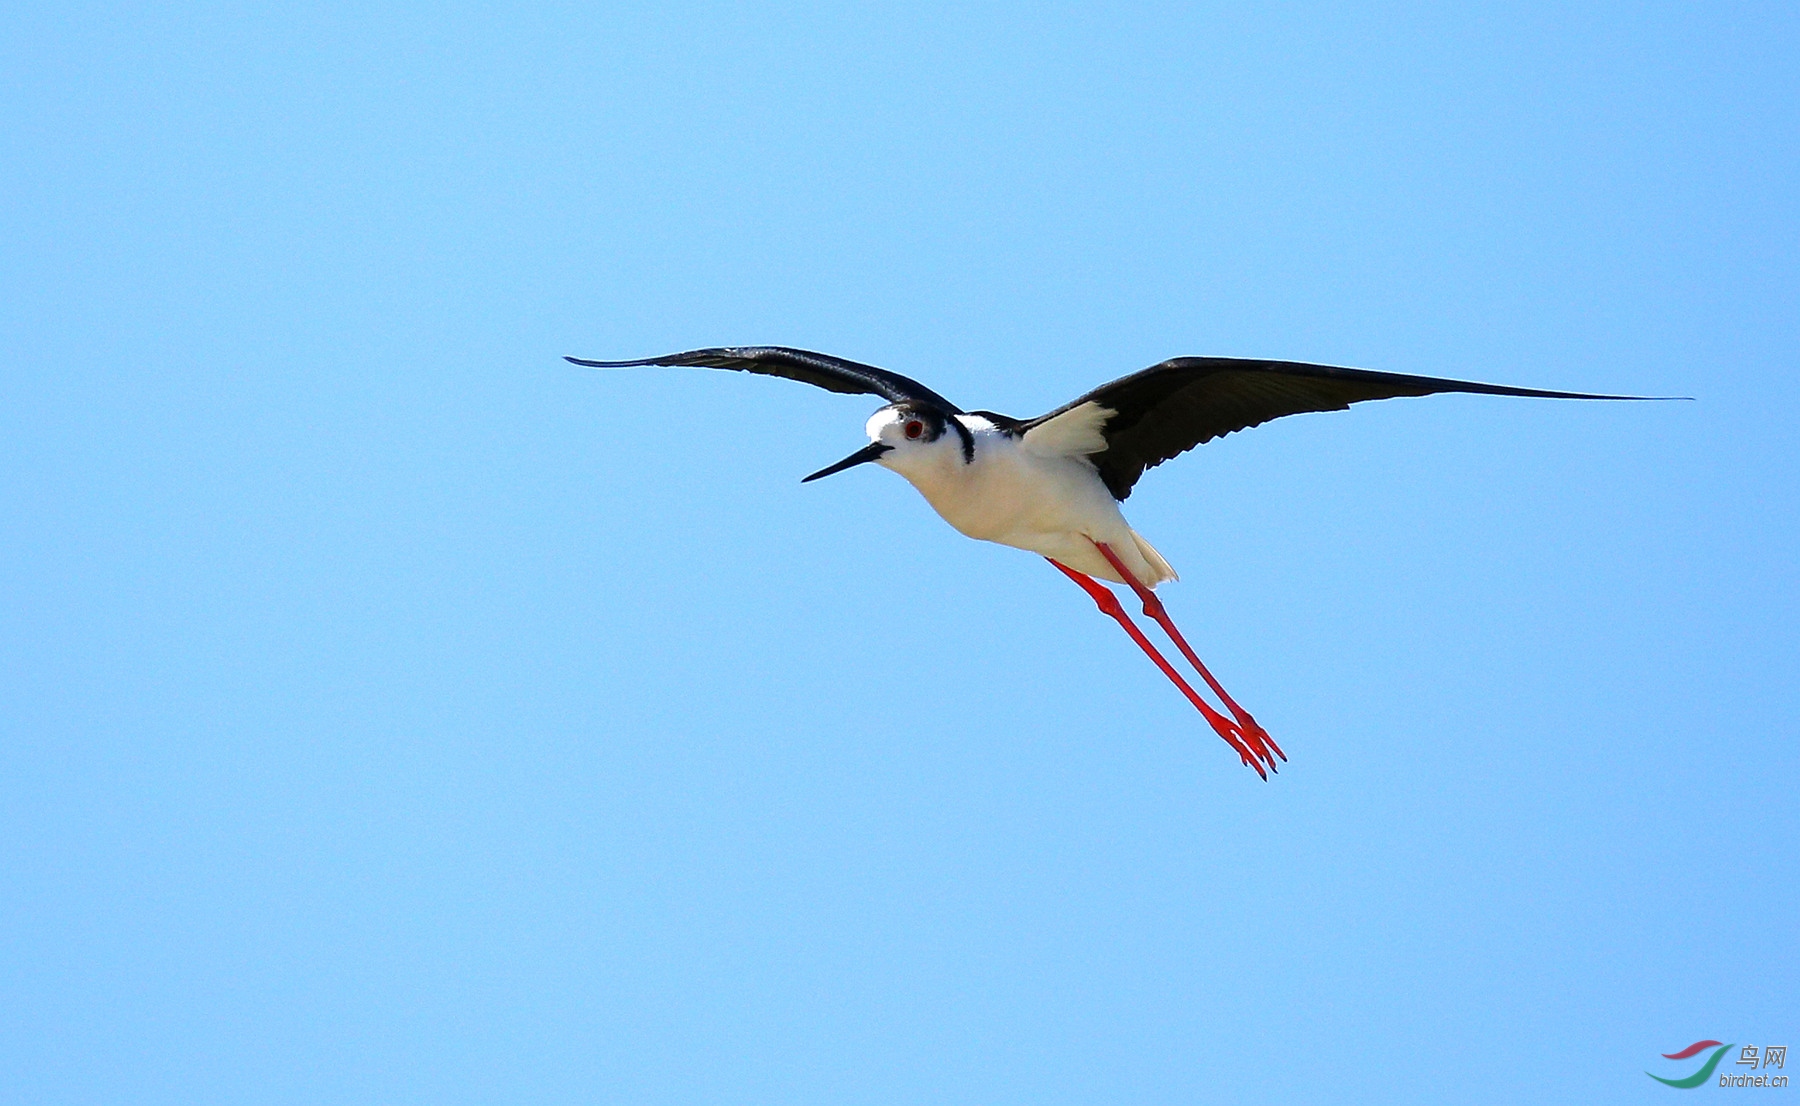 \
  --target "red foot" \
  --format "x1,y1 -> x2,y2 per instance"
1049,558 -> 1267,778
1089,541 -> 1286,773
